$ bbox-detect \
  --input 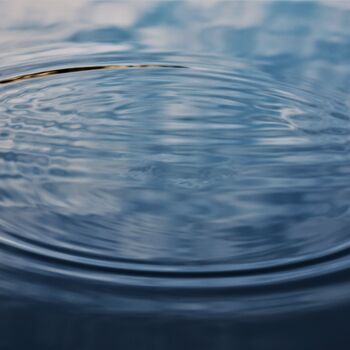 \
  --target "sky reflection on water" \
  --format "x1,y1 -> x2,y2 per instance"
1,1 -> 350,349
